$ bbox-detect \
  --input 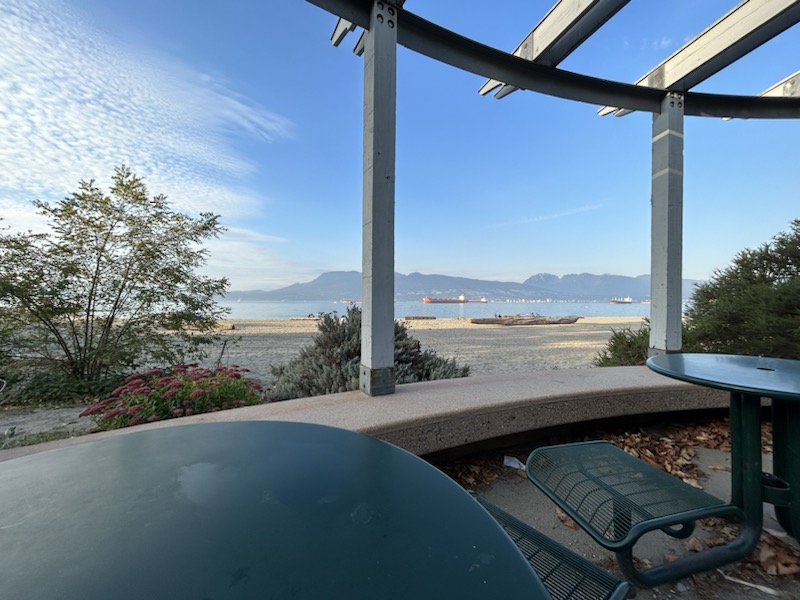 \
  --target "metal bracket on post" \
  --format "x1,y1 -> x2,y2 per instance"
649,92 -> 684,357
361,365 -> 396,397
